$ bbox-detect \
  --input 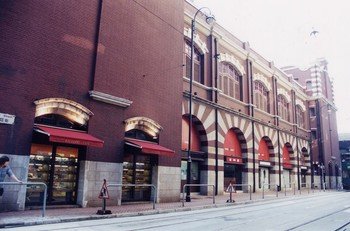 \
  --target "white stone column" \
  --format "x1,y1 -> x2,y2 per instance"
77,160 -> 122,207
152,166 -> 181,203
